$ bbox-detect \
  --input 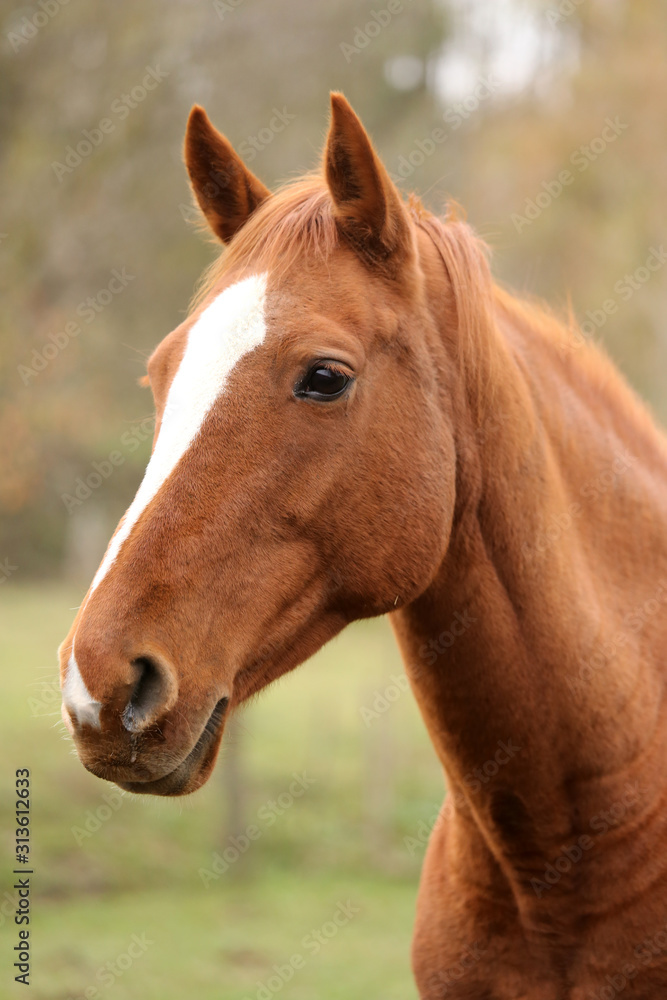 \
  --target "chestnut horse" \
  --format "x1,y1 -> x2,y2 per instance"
59,94 -> 667,998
